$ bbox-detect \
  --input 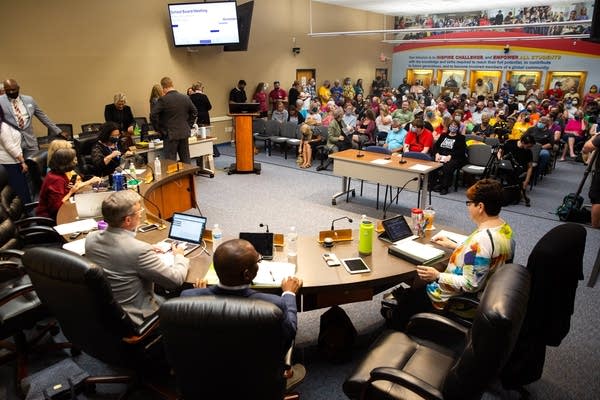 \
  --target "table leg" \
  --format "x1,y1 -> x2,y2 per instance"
331,176 -> 355,205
